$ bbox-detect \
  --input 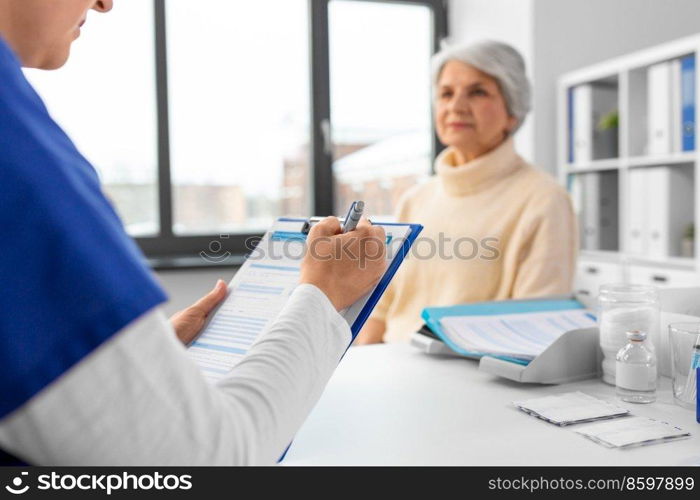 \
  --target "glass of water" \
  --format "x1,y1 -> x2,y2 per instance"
669,323 -> 700,409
